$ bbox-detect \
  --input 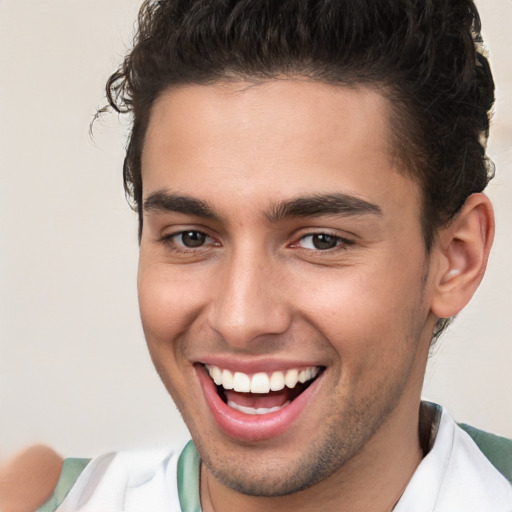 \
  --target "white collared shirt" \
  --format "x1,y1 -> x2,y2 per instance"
395,408 -> 512,511
58,406 -> 512,511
